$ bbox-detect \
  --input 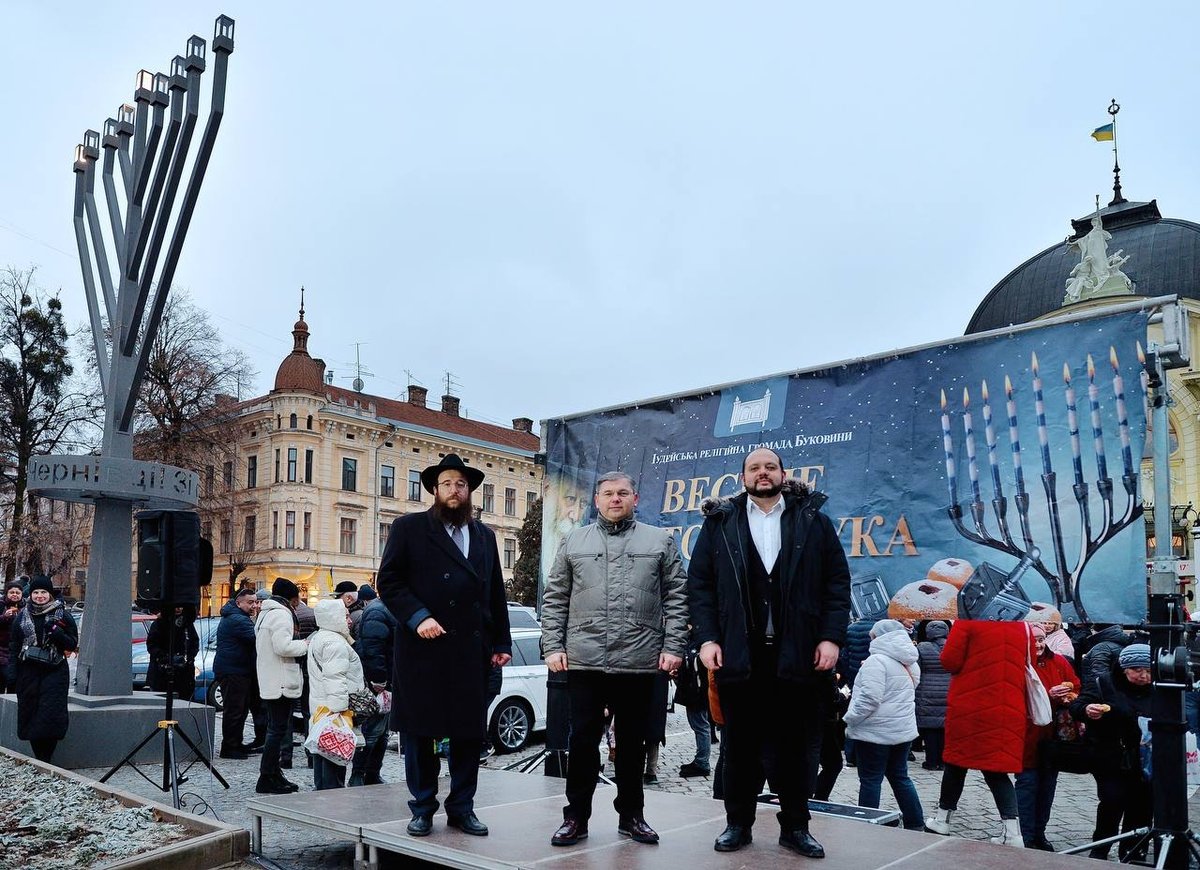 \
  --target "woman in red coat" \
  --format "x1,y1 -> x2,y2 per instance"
924,619 -> 1033,846
1015,624 -> 1079,850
